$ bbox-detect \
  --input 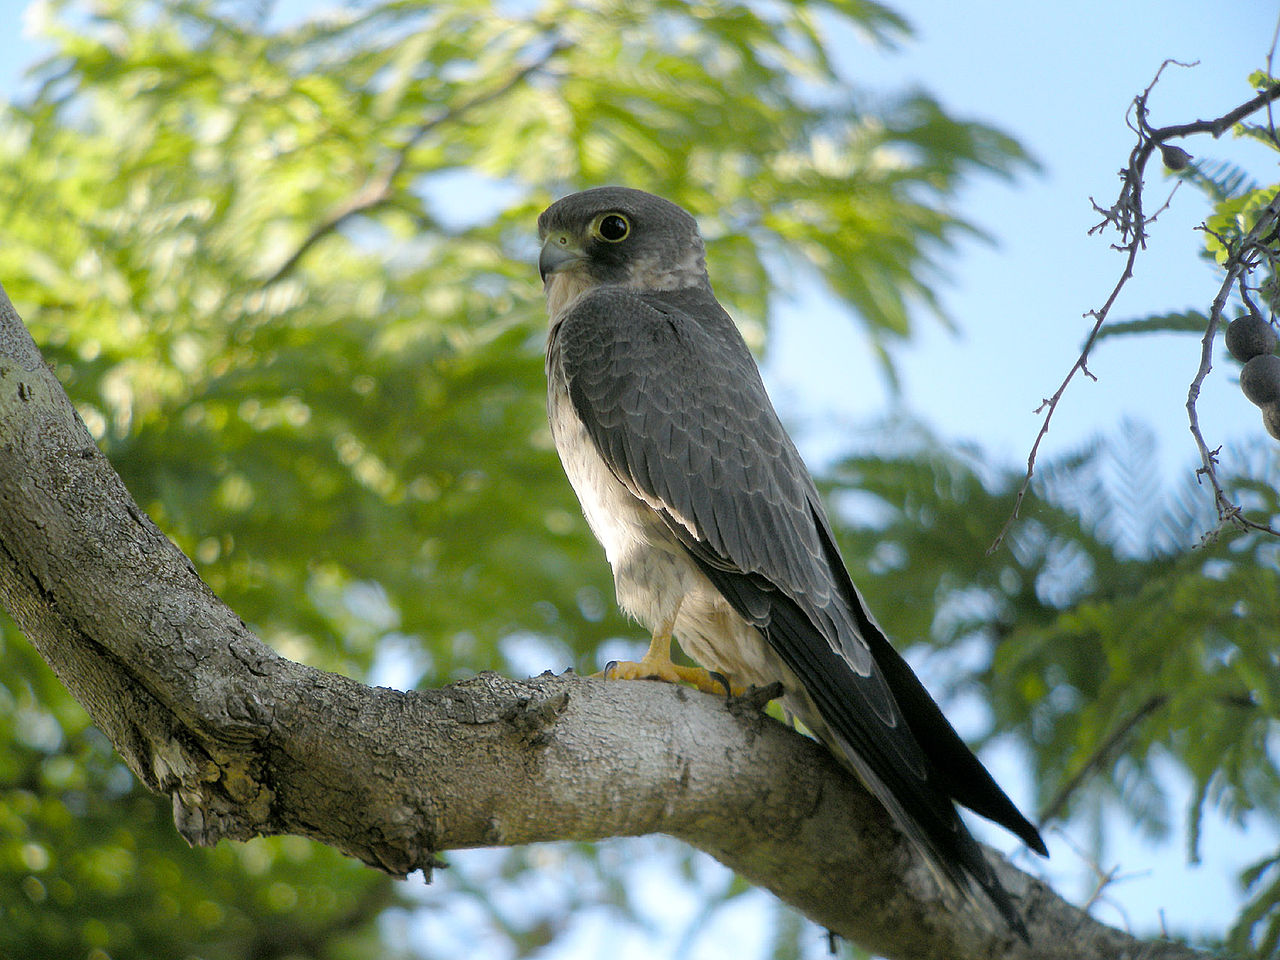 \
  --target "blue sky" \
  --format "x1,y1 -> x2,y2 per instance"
2,0 -> 1277,954
768,0 -> 1279,481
